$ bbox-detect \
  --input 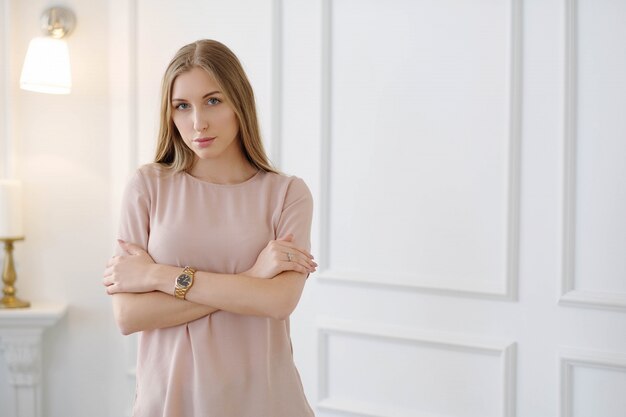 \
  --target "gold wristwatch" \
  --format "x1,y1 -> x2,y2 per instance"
174,266 -> 196,300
